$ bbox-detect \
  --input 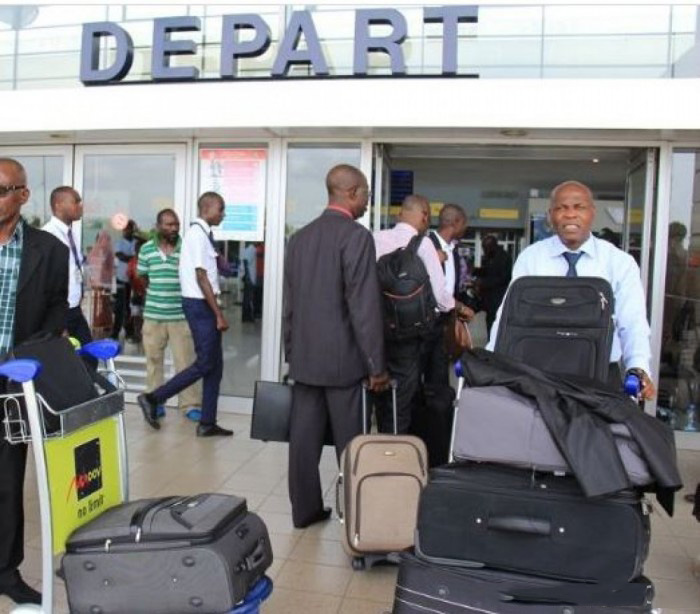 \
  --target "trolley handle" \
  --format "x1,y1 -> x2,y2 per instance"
0,358 -> 42,383
361,379 -> 398,435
